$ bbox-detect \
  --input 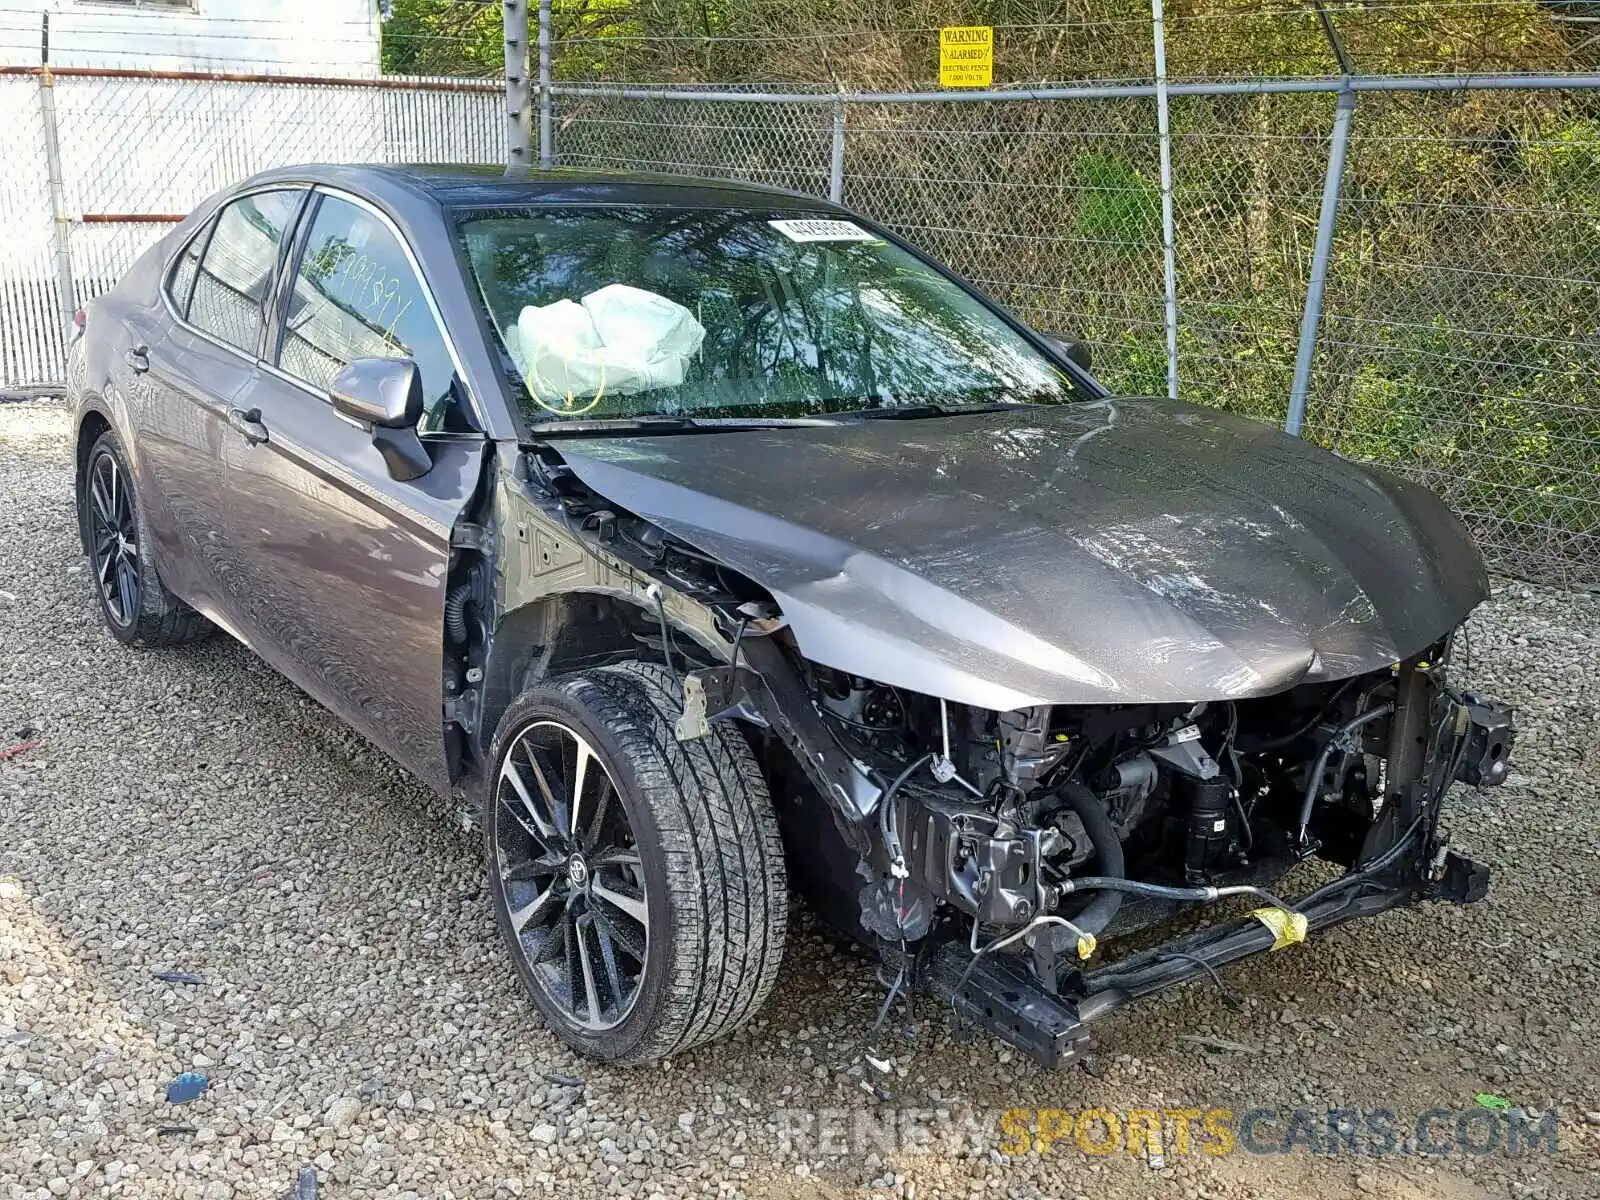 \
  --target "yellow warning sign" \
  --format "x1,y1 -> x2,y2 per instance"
939,25 -> 993,88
